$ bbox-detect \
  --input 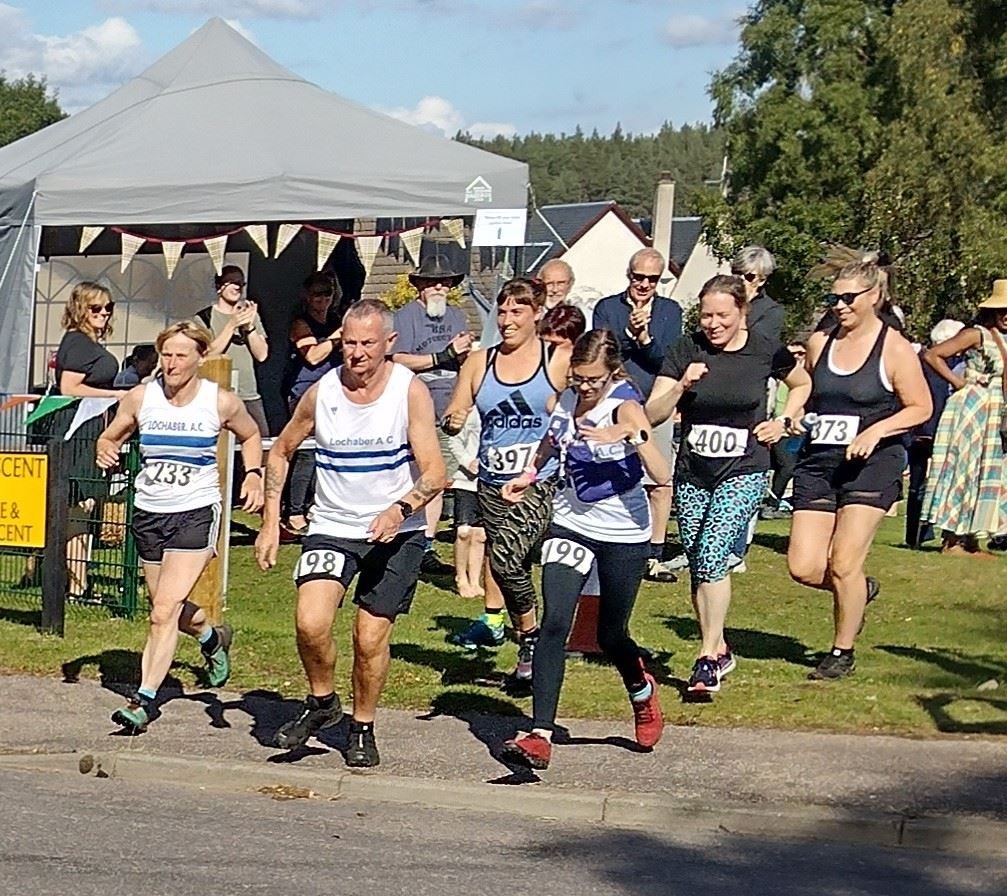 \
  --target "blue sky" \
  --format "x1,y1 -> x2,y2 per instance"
1,1 -> 744,137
